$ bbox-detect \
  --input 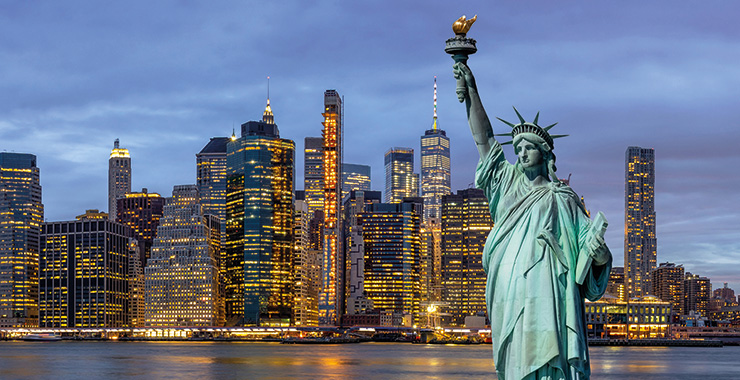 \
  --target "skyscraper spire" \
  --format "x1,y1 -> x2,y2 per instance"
433,76 -> 438,131
262,76 -> 274,124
